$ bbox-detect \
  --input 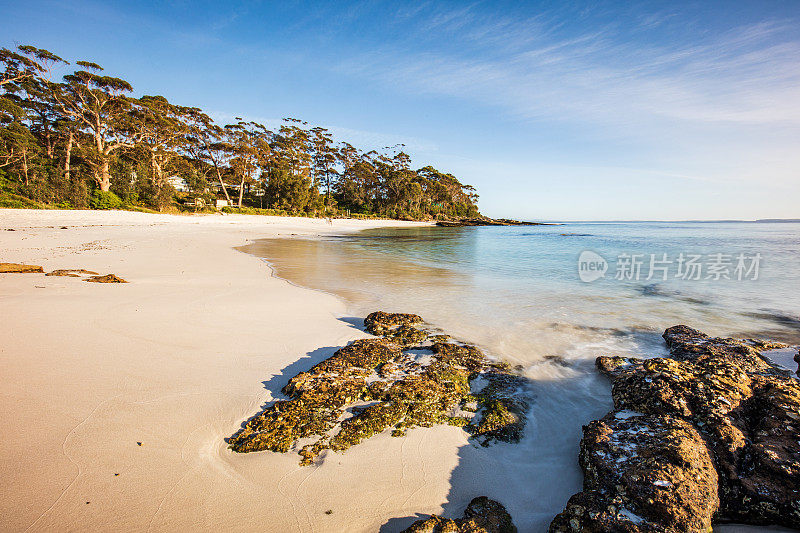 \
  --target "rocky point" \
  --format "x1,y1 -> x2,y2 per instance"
550,325 -> 800,532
